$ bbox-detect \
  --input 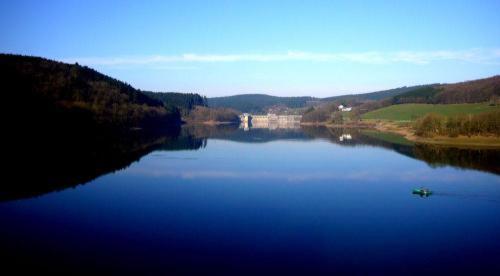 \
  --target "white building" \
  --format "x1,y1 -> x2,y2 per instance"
338,105 -> 352,112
